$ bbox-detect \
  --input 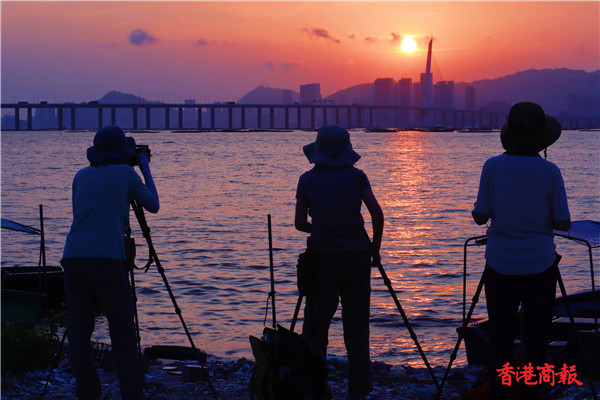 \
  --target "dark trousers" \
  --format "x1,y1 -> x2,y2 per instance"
302,251 -> 373,397
62,258 -> 144,400
484,258 -> 559,400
